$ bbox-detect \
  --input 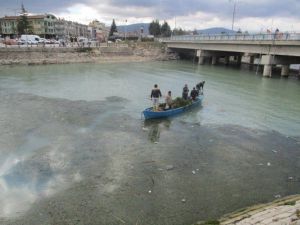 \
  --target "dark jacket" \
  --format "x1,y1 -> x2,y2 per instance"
191,89 -> 198,100
151,88 -> 162,98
